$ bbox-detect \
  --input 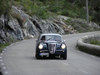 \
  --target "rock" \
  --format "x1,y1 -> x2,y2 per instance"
0,20 -> 3,29
89,22 -> 100,29
26,19 -> 39,36
0,39 -> 3,44
57,15 -> 69,21
53,17 -> 77,34
8,18 -> 24,40
66,18 -> 100,32
0,30 -> 7,43
12,6 -> 39,37
32,16 -> 65,34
